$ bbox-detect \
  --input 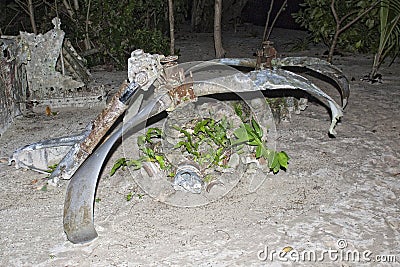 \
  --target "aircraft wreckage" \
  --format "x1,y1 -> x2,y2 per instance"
7,45 -> 349,243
